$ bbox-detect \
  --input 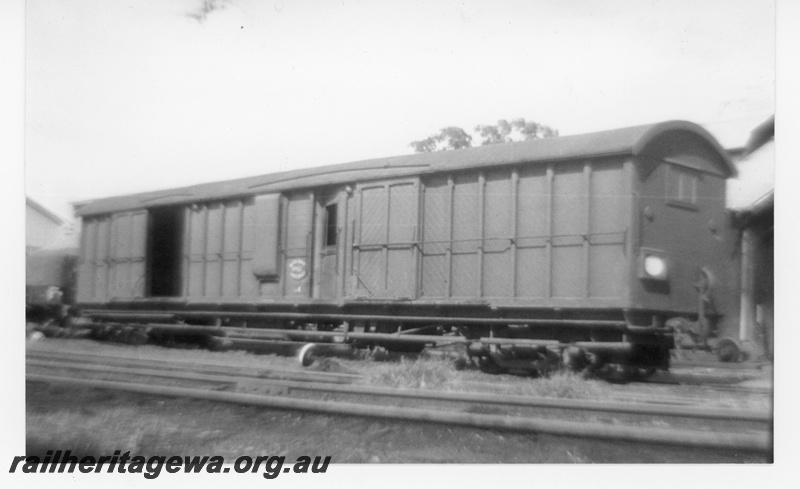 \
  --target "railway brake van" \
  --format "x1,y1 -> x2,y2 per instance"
74,121 -> 736,374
